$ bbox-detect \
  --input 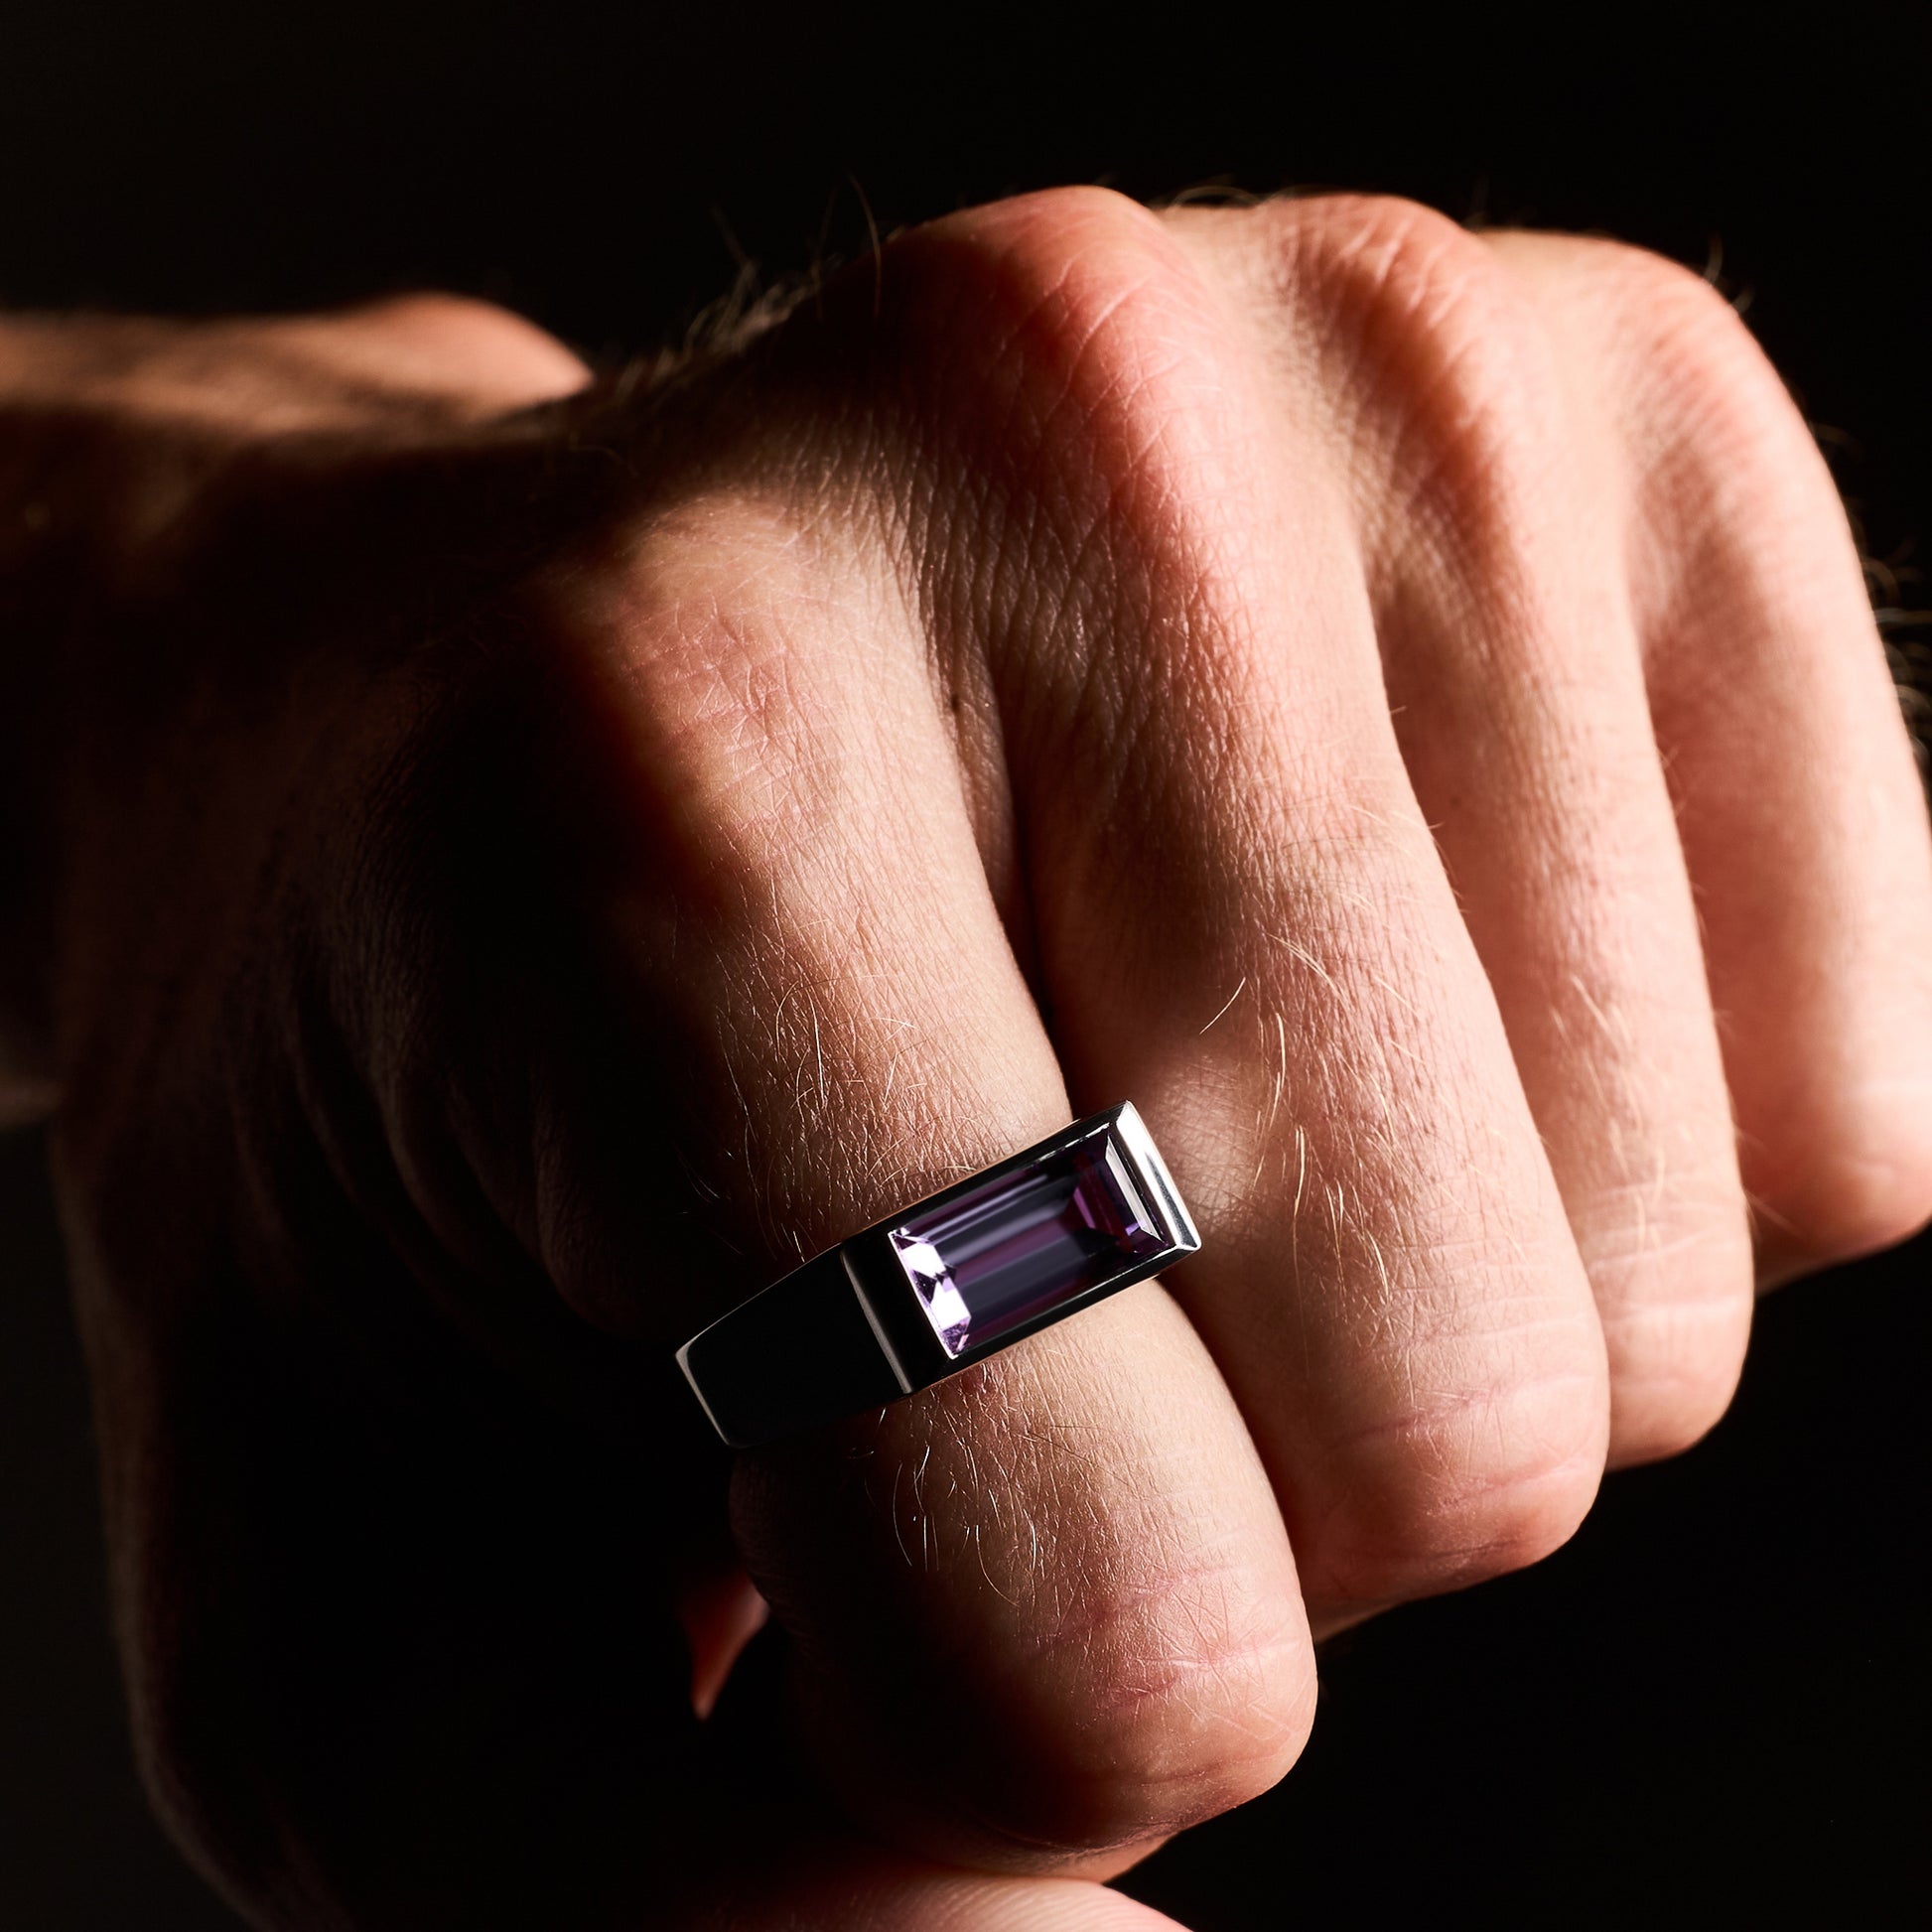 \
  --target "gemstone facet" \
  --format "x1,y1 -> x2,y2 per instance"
888,1127 -> 1169,1358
